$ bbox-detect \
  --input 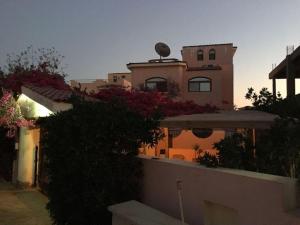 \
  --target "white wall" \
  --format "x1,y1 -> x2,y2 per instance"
17,127 -> 40,186
141,156 -> 300,225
